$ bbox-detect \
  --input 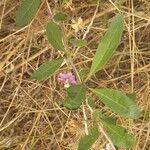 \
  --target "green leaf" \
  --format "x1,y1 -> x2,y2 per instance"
79,68 -> 89,81
100,116 -> 136,149
31,58 -> 64,81
64,85 -> 86,110
78,126 -> 100,150
91,88 -> 140,119
69,38 -> 87,48
93,110 -> 136,149
54,12 -> 66,22
16,0 -> 41,27
46,21 -> 65,51
93,109 -> 116,124
127,93 -> 136,101
88,14 -> 124,78
87,97 -> 96,110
